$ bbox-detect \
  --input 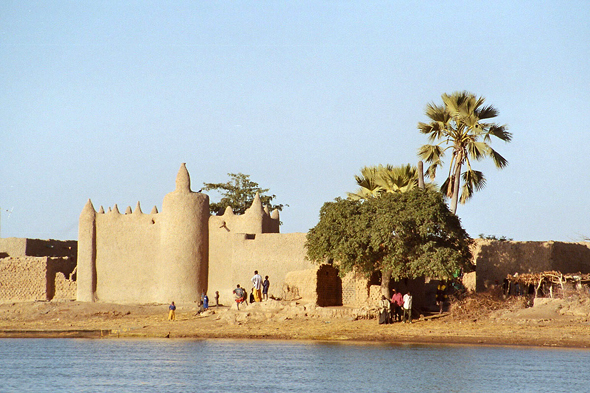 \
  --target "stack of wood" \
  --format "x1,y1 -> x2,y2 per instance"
506,271 -> 590,298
